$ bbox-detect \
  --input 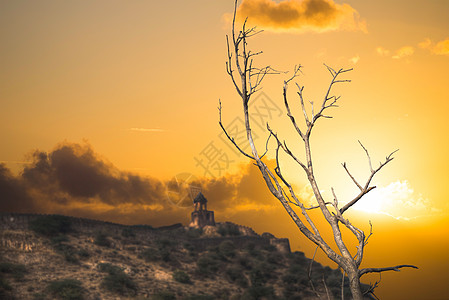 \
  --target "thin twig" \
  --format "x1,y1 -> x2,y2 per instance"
309,246 -> 321,299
